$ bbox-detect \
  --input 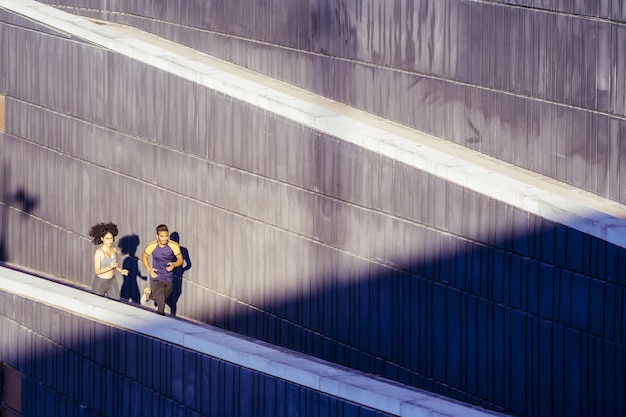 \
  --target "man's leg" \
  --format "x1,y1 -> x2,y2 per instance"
152,280 -> 166,315
164,281 -> 173,301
